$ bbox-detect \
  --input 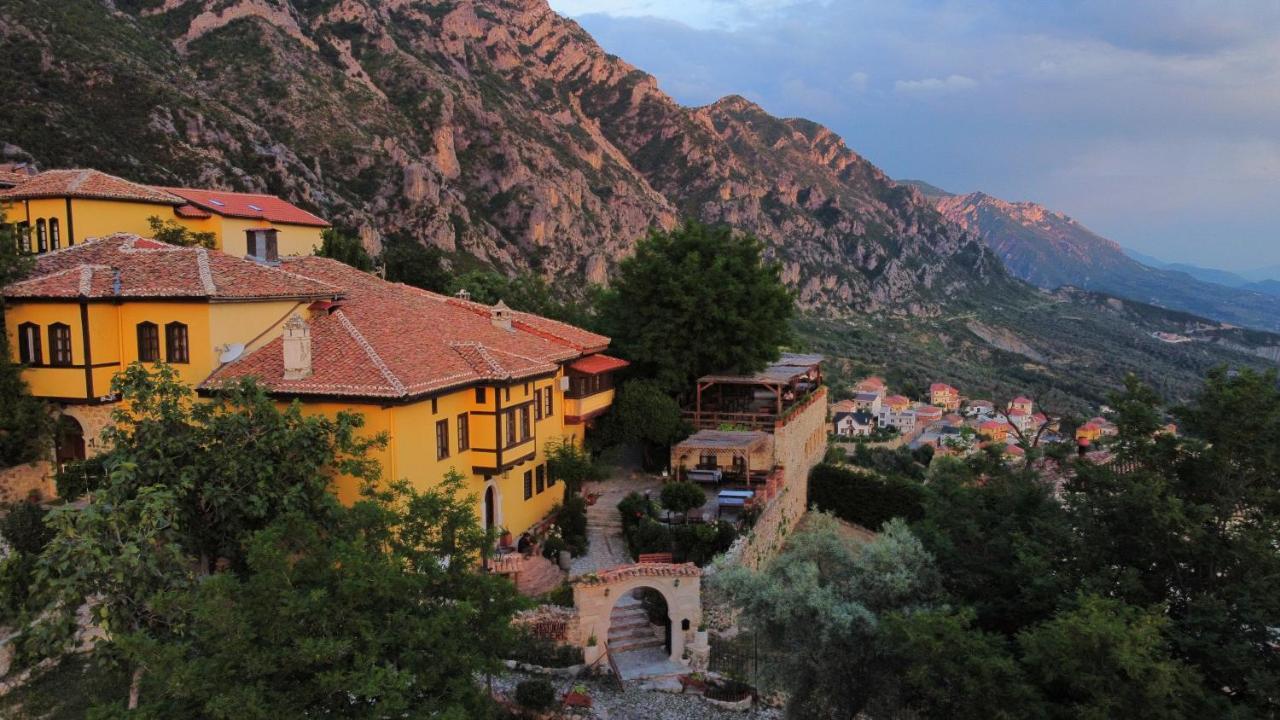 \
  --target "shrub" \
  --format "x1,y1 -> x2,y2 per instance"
808,463 -> 926,529
515,679 -> 557,710
541,535 -> 567,561
659,481 -> 705,520
618,492 -> 656,530
557,494 -> 589,555
1,500 -> 53,555
540,582 -> 575,608
54,456 -> 108,501
509,629 -> 584,668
